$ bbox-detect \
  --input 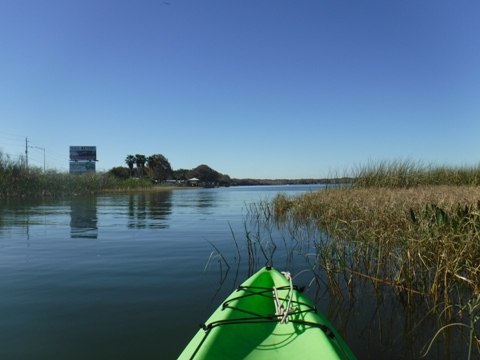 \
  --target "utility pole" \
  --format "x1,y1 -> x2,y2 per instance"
25,137 -> 28,170
25,138 -> 46,172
